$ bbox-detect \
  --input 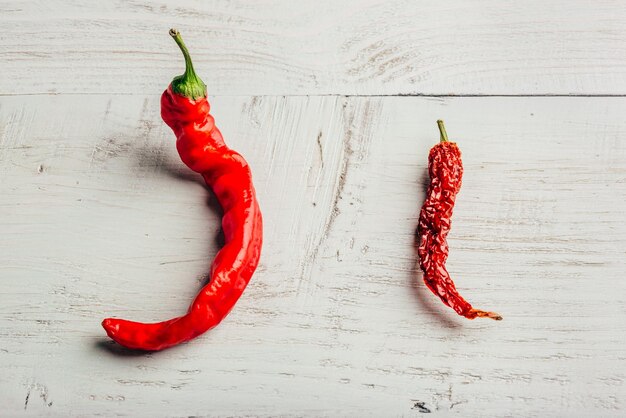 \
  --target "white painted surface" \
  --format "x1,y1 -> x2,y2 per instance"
1,1 -> 626,416
1,95 -> 625,416
1,0 -> 626,95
